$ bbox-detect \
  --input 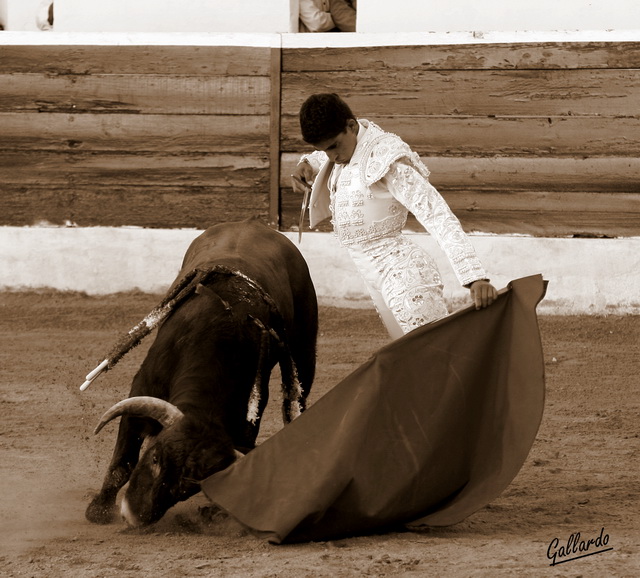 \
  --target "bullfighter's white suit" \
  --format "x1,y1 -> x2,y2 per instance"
302,120 -> 488,338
